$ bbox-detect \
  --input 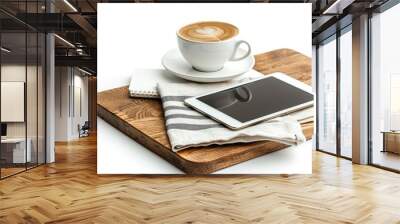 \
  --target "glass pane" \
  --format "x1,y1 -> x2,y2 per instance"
371,3 -> 400,171
1,32 -> 27,177
27,31 -> 38,169
318,37 -> 337,154
38,33 -> 45,165
340,29 -> 352,158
